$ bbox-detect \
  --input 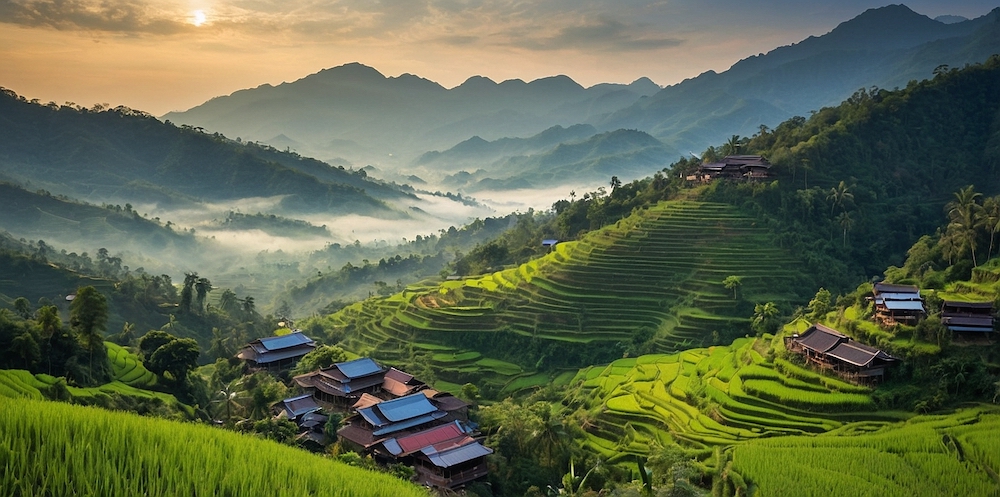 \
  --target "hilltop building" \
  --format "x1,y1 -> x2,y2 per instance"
786,323 -> 898,384
940,300 -> 995,334
689,155 -> 771,182
871,282 -> 925,327
236,331 -> 316,372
